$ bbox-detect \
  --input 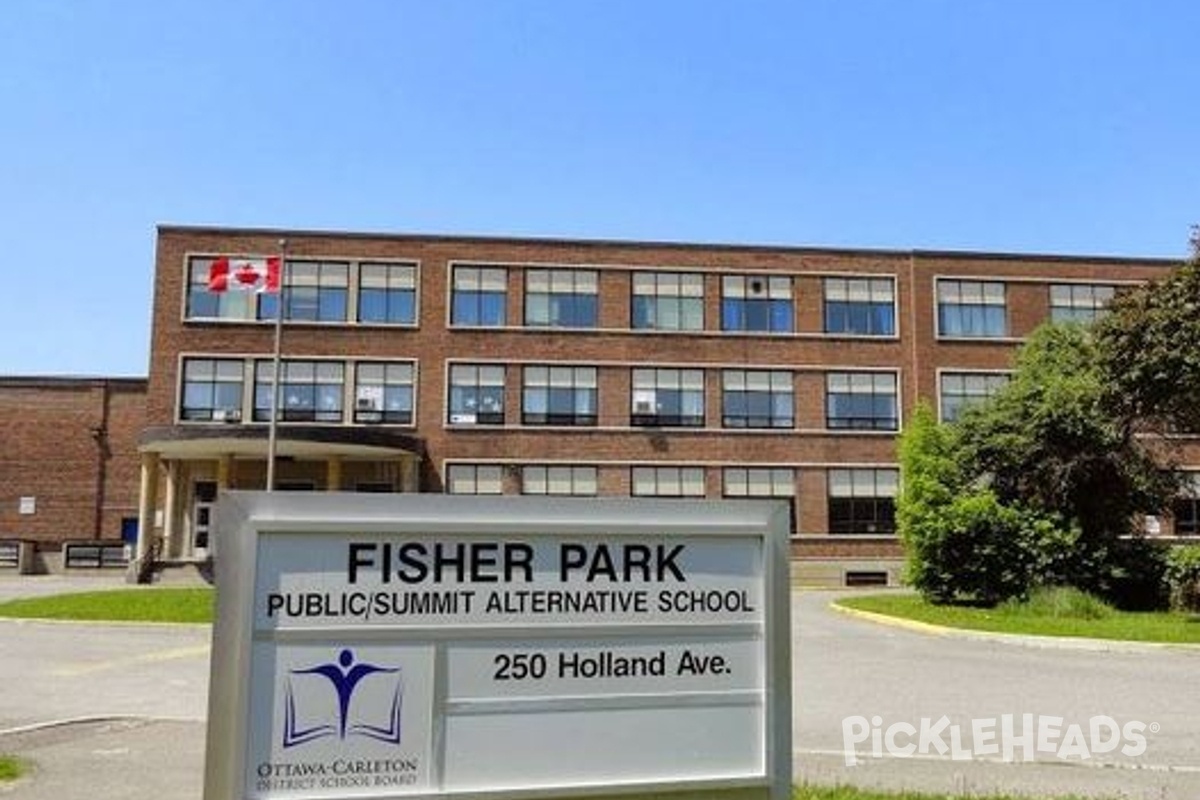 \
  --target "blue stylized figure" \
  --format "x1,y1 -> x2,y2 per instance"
283,648 -> 402,748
